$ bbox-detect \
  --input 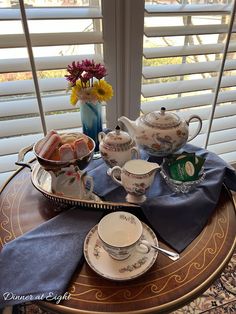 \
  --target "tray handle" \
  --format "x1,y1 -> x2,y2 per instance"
15,143 -> 34,170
